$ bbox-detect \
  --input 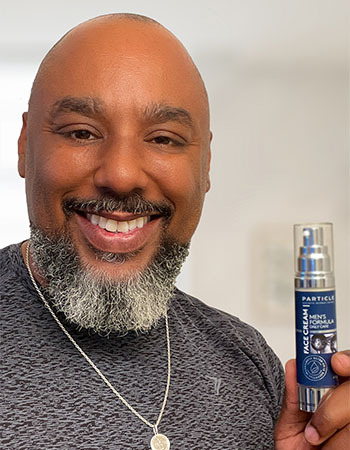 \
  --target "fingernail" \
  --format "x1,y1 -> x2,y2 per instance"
305,424 -> 320,444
